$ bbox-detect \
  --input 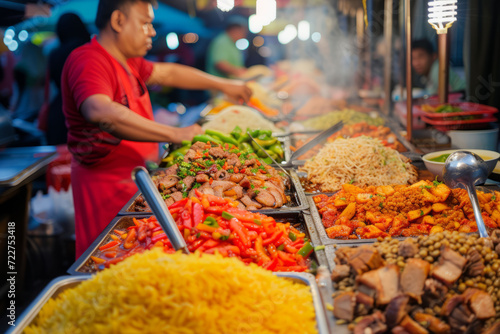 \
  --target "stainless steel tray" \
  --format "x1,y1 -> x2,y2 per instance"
11,273 -> 329,334
118,168 -> 309,215
69,211 -> 327,275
